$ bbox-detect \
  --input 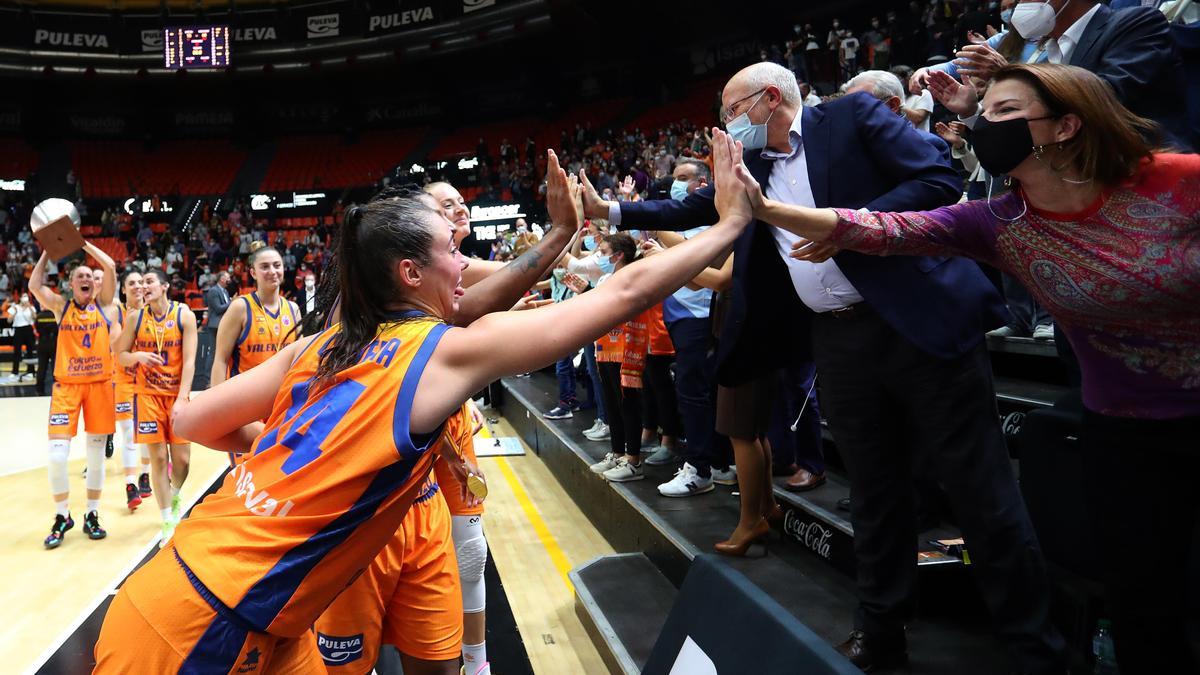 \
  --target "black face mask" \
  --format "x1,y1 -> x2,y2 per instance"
968,114 -> 1057,176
